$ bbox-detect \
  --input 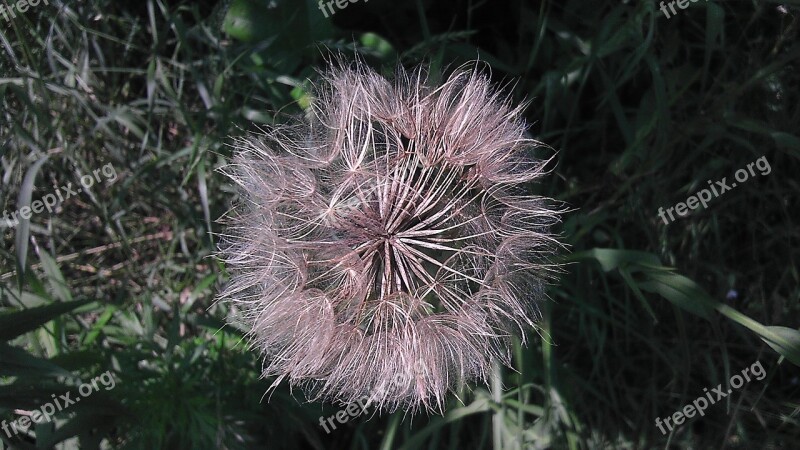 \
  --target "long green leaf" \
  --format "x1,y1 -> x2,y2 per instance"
0,344 -> 73,378
15,155 -> 49,280
578,248 -> 800,366
0,299 -> 92,341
